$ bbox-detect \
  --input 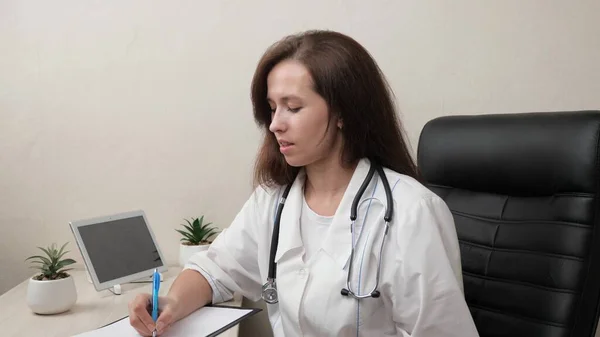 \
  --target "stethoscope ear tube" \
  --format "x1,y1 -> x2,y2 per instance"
342,162 -> 393,300
350,163 -> 376,221
375,164 -> 393,222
